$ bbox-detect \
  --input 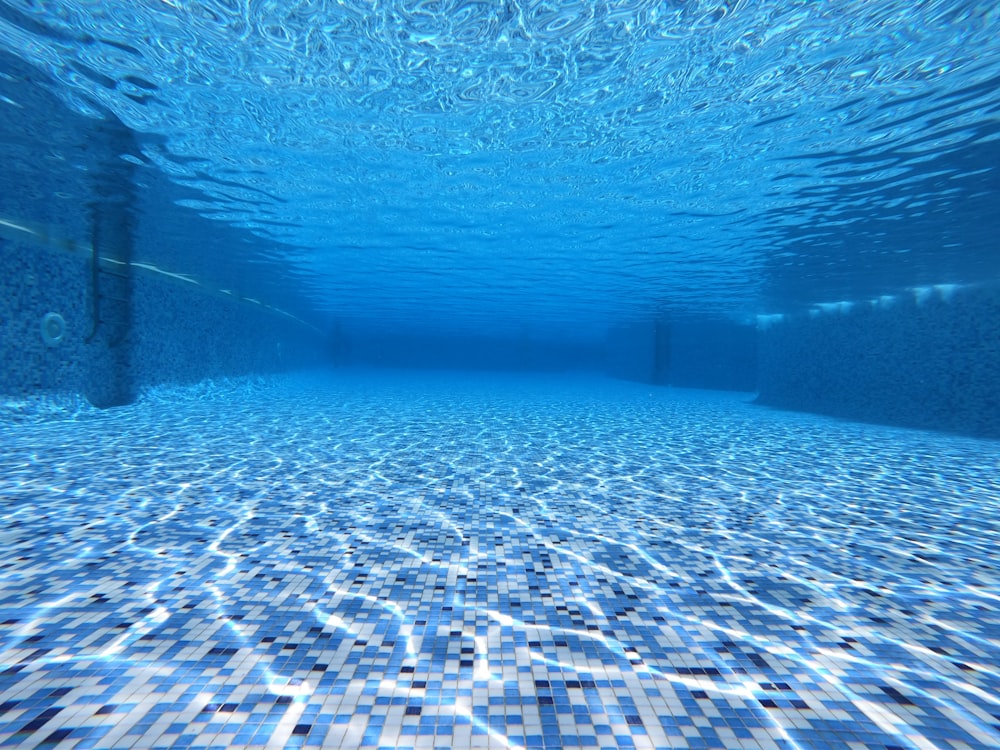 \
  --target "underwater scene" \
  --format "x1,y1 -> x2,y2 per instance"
1,2 -> 998,749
